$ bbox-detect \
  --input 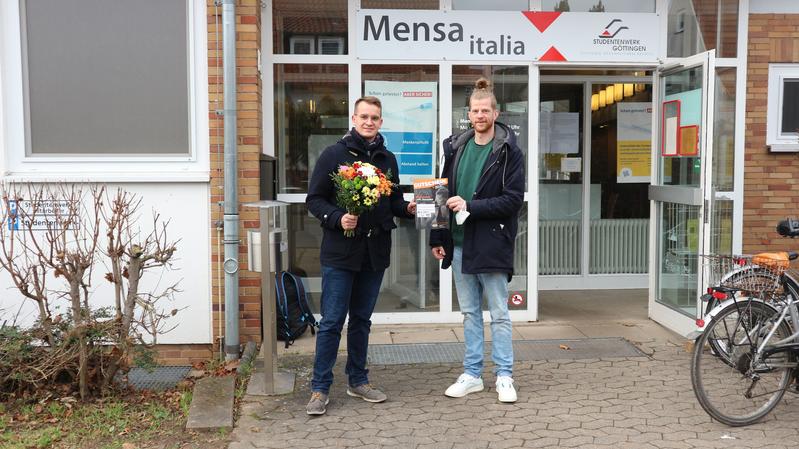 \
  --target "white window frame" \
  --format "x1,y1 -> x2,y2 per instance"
0,0 -> 209,182
767,63 -> 799,152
